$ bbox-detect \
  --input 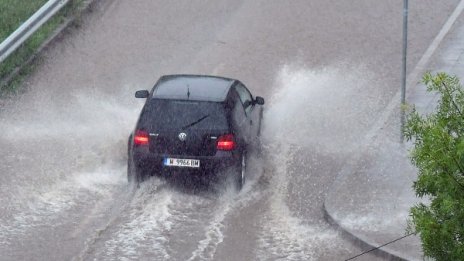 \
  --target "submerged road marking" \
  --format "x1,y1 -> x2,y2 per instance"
325,1 -> 464,259
329,0 -> 464,216
366,0 -> 464,141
